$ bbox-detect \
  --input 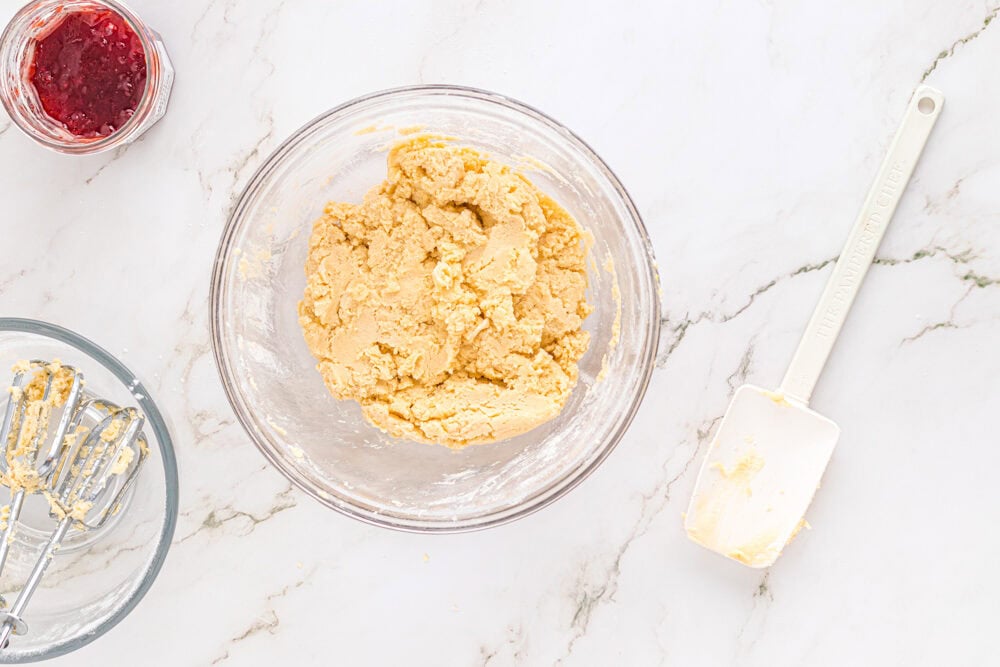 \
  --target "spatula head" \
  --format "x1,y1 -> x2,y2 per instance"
685,384 -> 840,568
